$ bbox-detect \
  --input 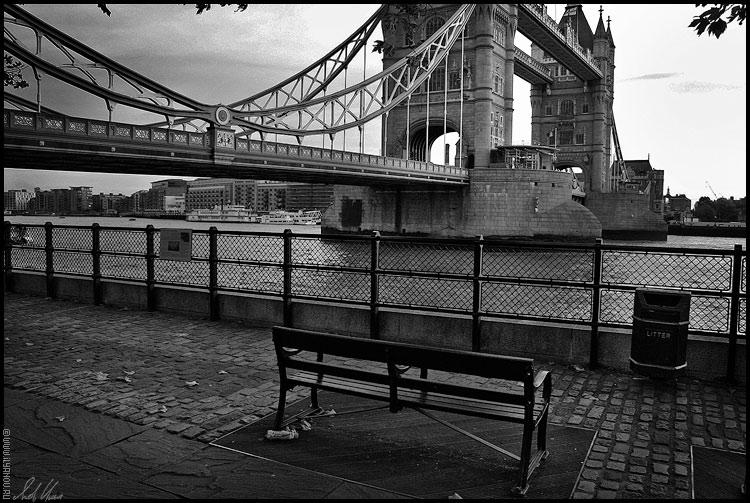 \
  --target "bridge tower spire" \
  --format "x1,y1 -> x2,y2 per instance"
529,4 -> 616,194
